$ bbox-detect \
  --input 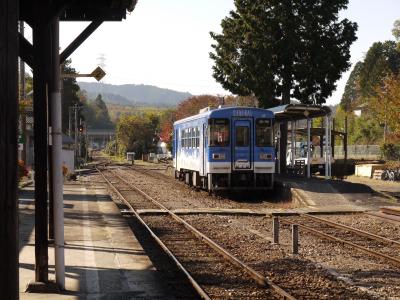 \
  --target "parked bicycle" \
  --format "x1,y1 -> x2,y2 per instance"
381,169 -> 400,181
